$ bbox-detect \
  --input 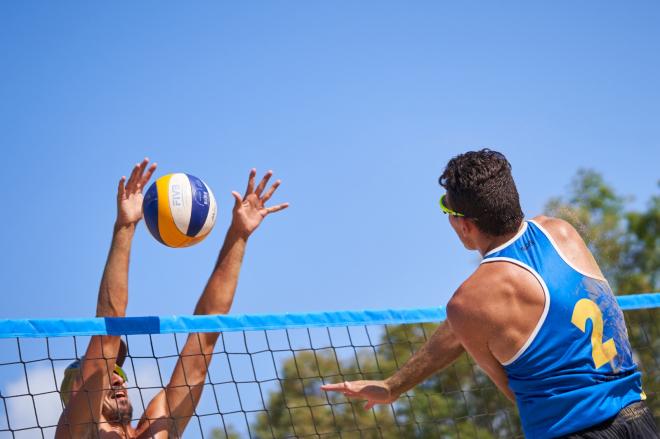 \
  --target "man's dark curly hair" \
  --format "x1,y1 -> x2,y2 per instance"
439,149 -> 524,236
